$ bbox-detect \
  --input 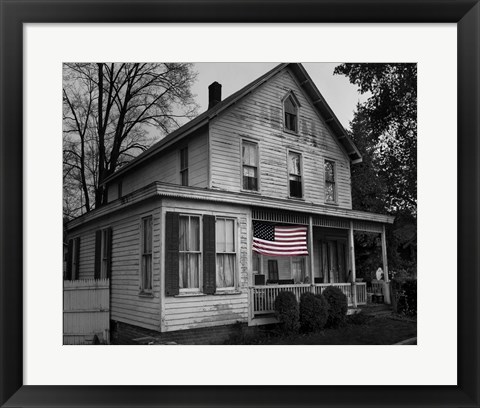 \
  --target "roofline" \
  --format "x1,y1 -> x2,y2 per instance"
67,182 -> 394,231
103,63 -> 362,185
102,63 -> 289,185
289,64 -> 362,163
